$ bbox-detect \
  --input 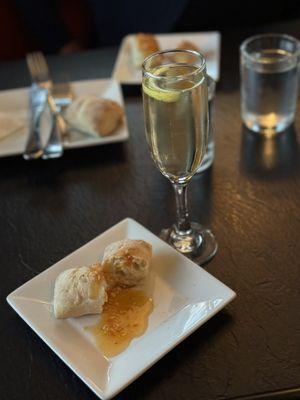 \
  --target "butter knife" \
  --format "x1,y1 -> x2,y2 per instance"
42,93 -> 65,159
